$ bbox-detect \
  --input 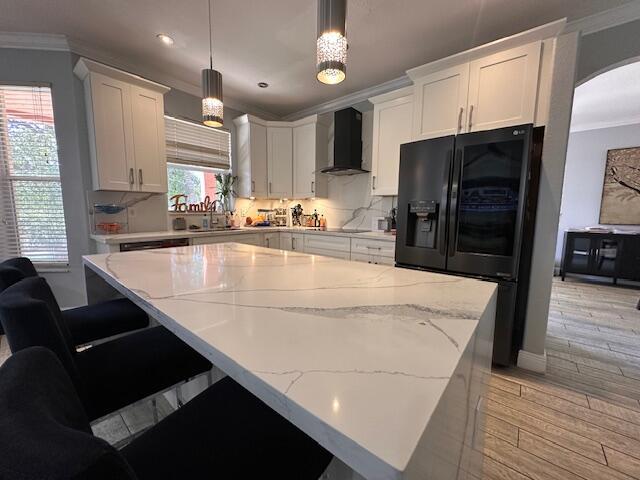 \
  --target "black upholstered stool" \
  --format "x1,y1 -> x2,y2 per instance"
0,347 -> 333,480
0,257 -> 148,343
0,277 -> 211,420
